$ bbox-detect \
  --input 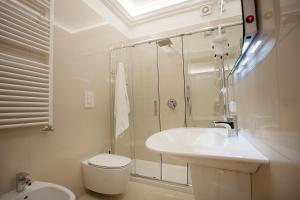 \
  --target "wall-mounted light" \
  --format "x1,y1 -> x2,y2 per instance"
230,0 -> 280,78
241,40 -> 251,54
240,57 -> 249,66
250,40 -> 262,53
